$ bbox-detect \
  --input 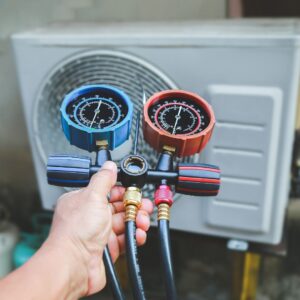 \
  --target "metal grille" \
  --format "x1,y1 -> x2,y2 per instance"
34,49 -> 193,198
